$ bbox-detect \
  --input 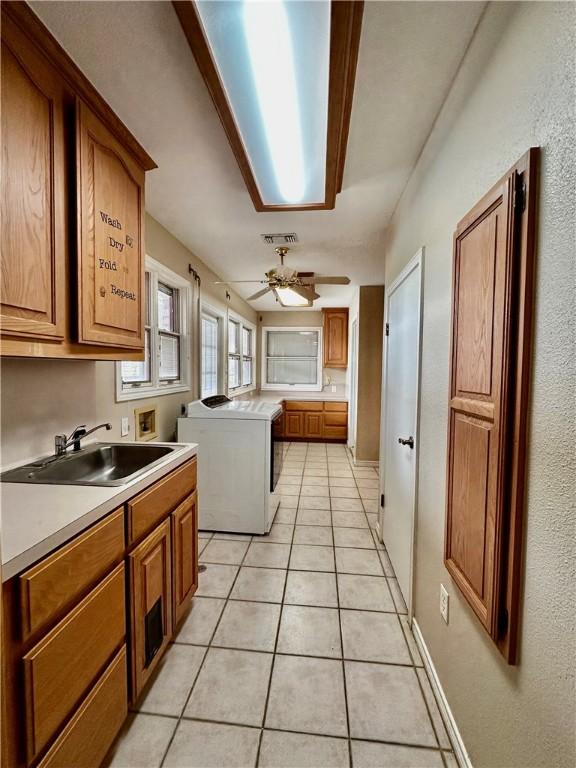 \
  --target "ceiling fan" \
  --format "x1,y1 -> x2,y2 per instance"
214,248 -> 350,307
